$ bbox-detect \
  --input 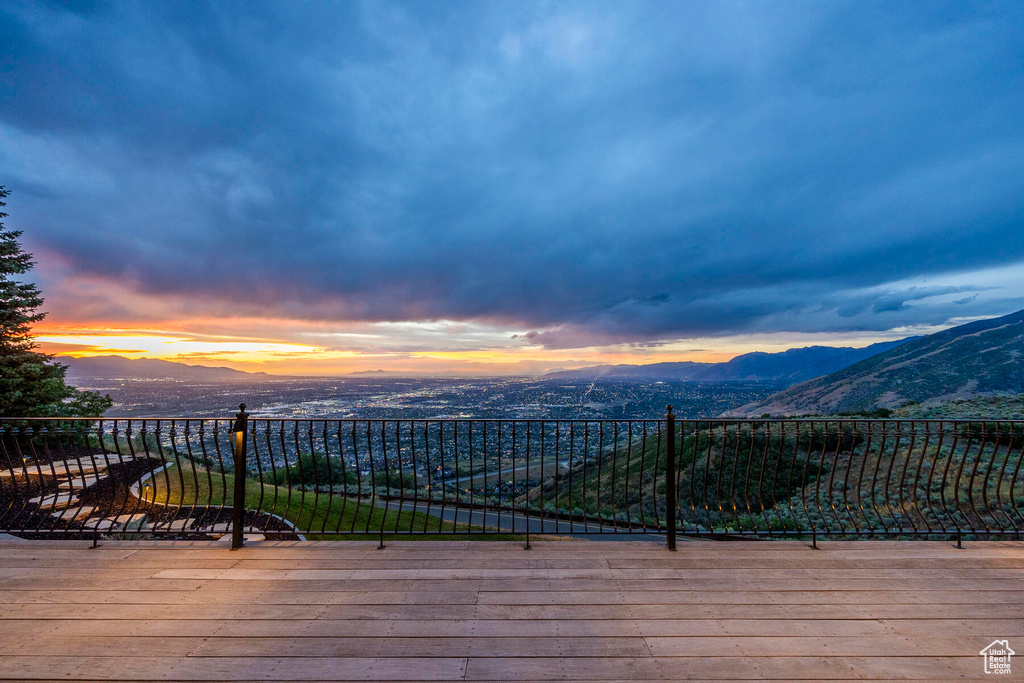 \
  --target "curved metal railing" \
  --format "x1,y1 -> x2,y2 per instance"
1,413 -> 1021,542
